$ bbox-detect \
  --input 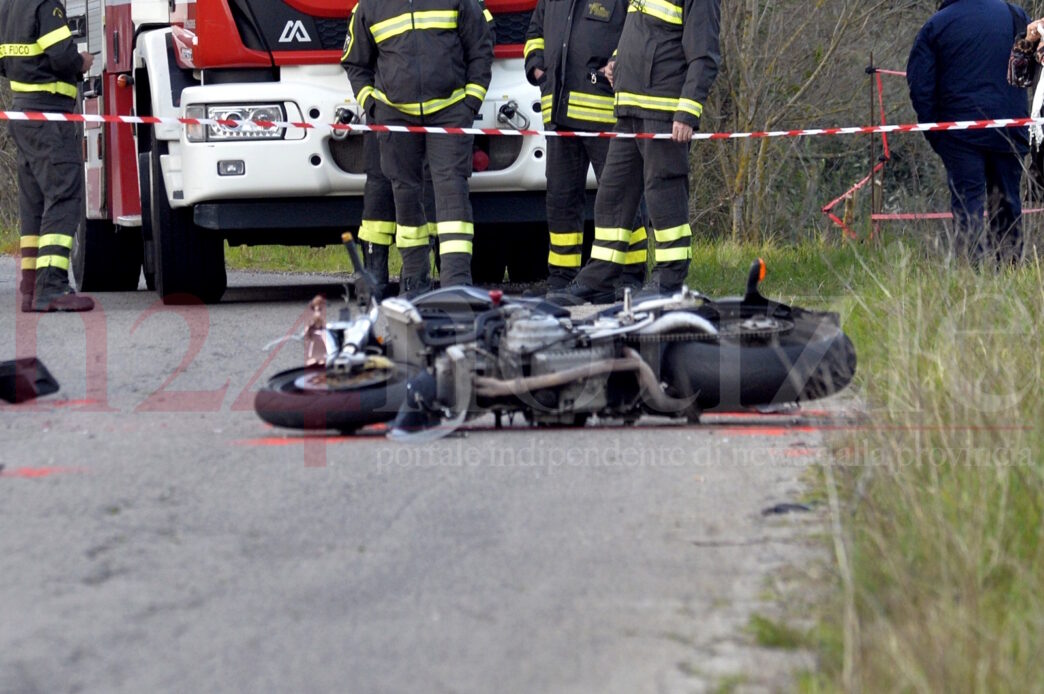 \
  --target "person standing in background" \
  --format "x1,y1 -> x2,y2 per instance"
548,0 -> 721,305
524,0 -> 647,298
342,0 -> 494,293
0,0 -> 95,311
907,0 -> 1030,265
